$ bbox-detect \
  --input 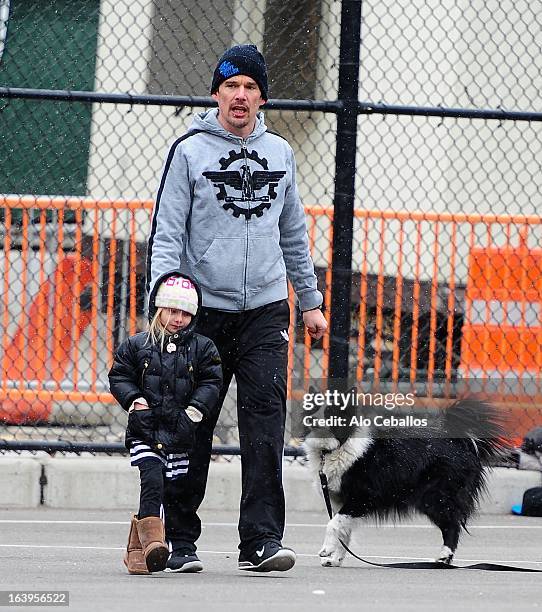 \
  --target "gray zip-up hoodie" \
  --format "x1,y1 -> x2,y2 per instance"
146,109 -> 323,312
